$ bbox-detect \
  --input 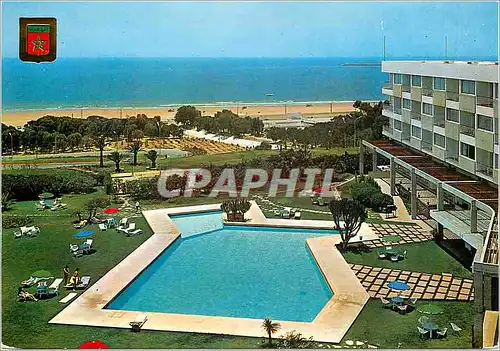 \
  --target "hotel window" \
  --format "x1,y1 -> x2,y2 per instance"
477,114 -> 493,132
411,126 -> 422,139
422,103 -> 433,116
461,80 -> 475,95
394,74 -> 402,84
446,108 -> 459,122
402,74 -> 411,86
434,133 -> 445,148
411,75 -> 422,87
403,99 -> 412,110
434,77 -> 445,90
495,153 -> 499,169
460,142 -> 475,160
394,120 -> 402,131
